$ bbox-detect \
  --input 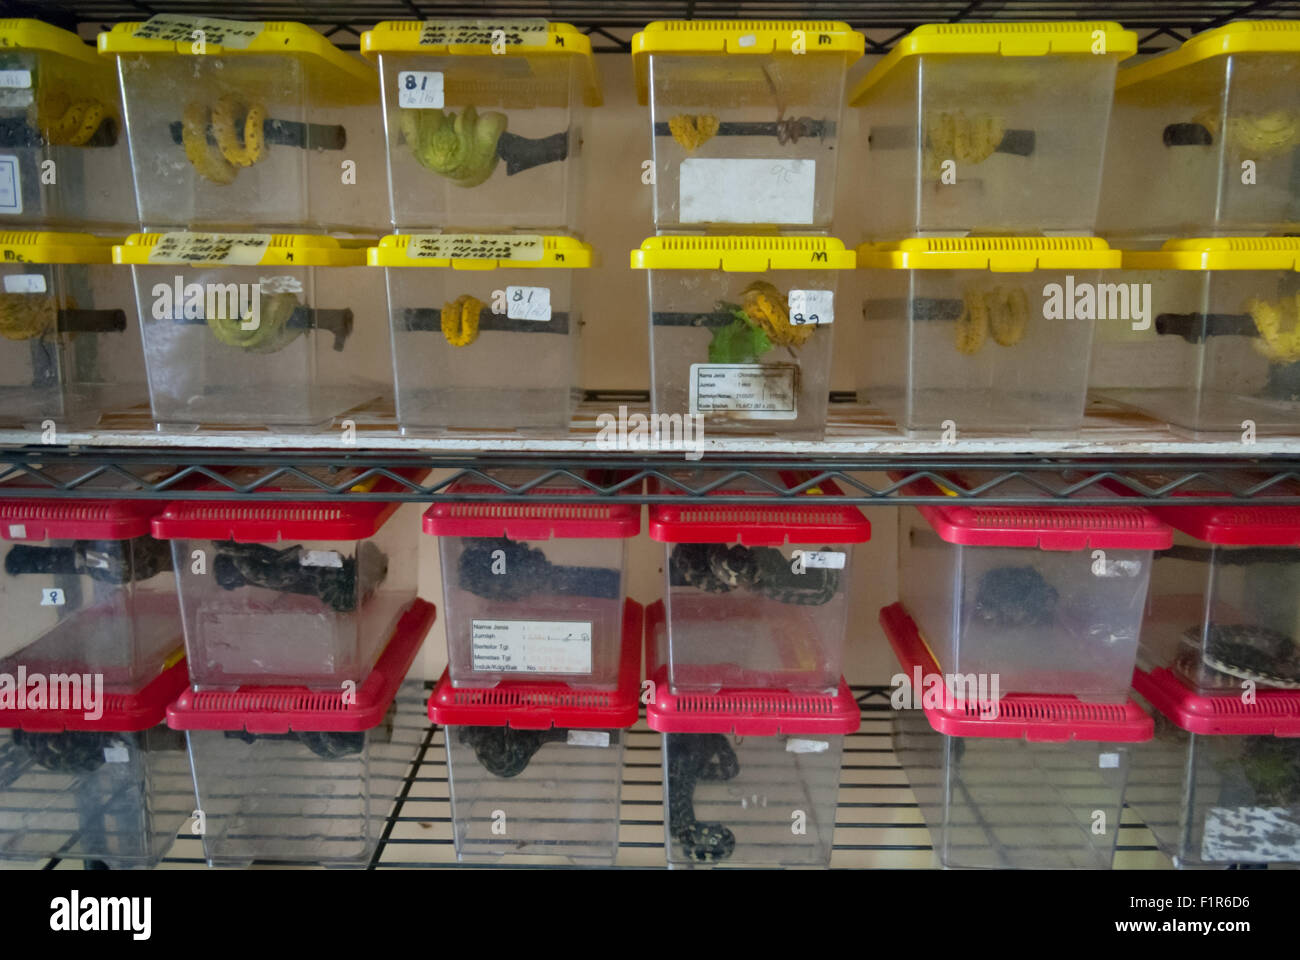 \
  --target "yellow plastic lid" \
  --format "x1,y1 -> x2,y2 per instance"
856,237 -> 1120,272
632,20 -> 863,105
0,231 -> 120,265
0,19 -> 105,68
630,236 -> 855,272
1121,237 -> 1300,272
1117,21 -> 1300,90
114,233 -> 371,268
850,22 -> 1137,105
369,234 -> 594,269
